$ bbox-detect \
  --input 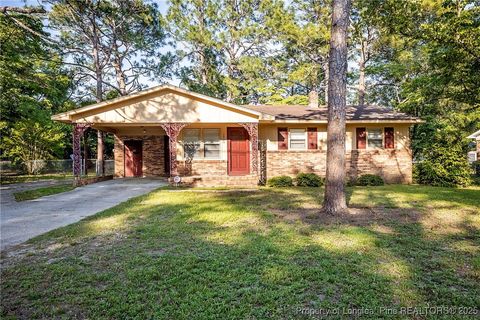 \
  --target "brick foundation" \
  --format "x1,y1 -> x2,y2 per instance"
176,160 -> 228,176
266,149 -> 412,184
170,175 -> 259,187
